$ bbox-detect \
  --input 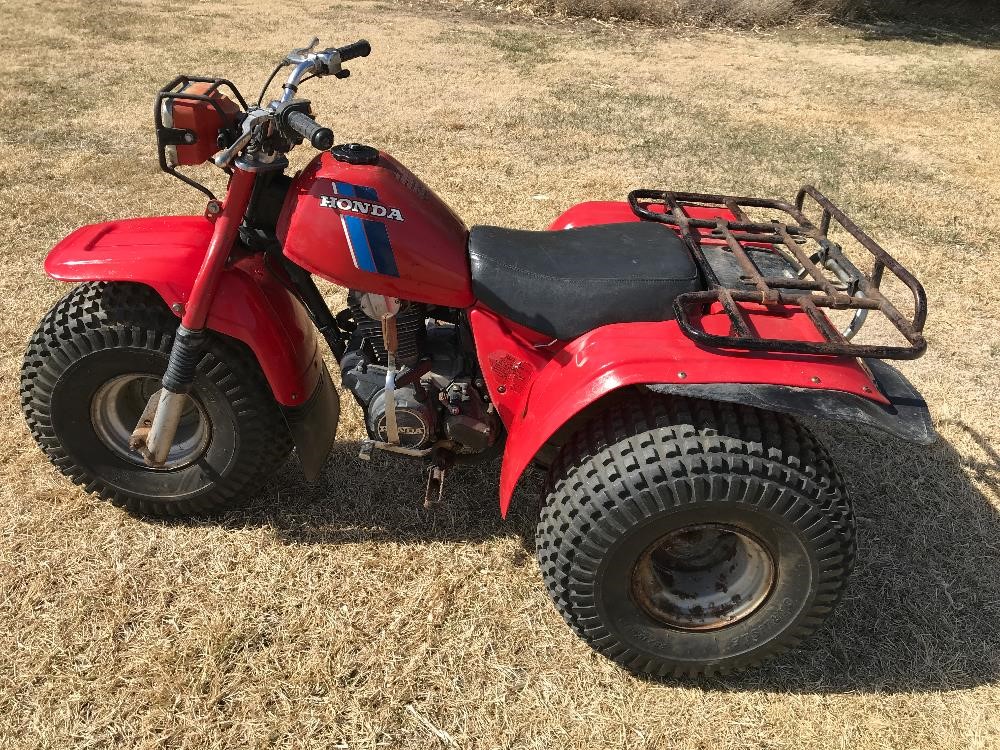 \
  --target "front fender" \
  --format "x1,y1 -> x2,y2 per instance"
45,216 -> 338,478
470,308 -> 931,516
45,216 -> 321,406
